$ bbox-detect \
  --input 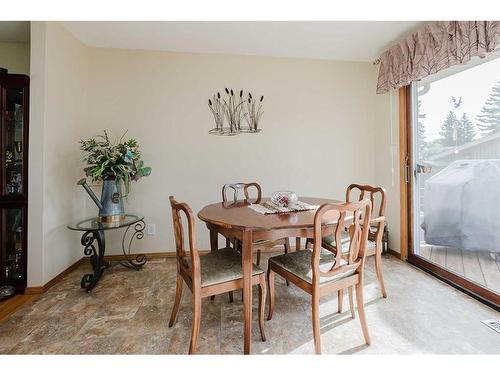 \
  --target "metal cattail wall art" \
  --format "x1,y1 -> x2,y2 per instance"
244,94 -> 264,133
207,89 -> 264,136
208,92 -> 225,133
